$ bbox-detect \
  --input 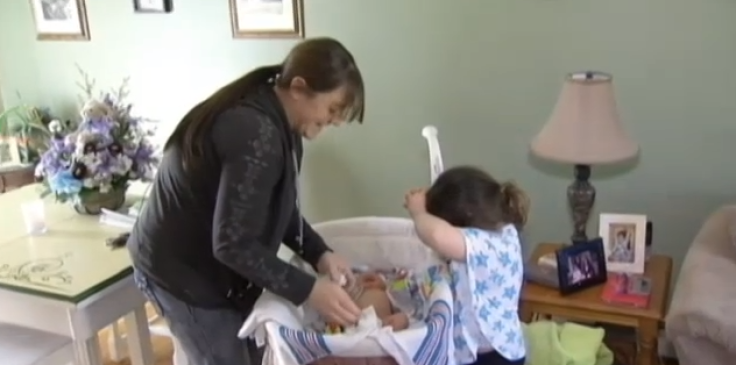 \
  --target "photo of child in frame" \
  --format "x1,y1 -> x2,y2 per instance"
0,138 -> 21,167
555,238 -> 608,295
607,223 -> 636,263
566,250 -> 601,285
